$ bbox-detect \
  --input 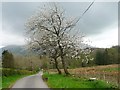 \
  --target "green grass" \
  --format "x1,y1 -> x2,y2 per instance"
1,68 -> 36,89
0,76 -> 2,90
0,68 -> 2,89
2,74 -> 31,88
43,72 -> 115,88
103,68 -> 120,72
